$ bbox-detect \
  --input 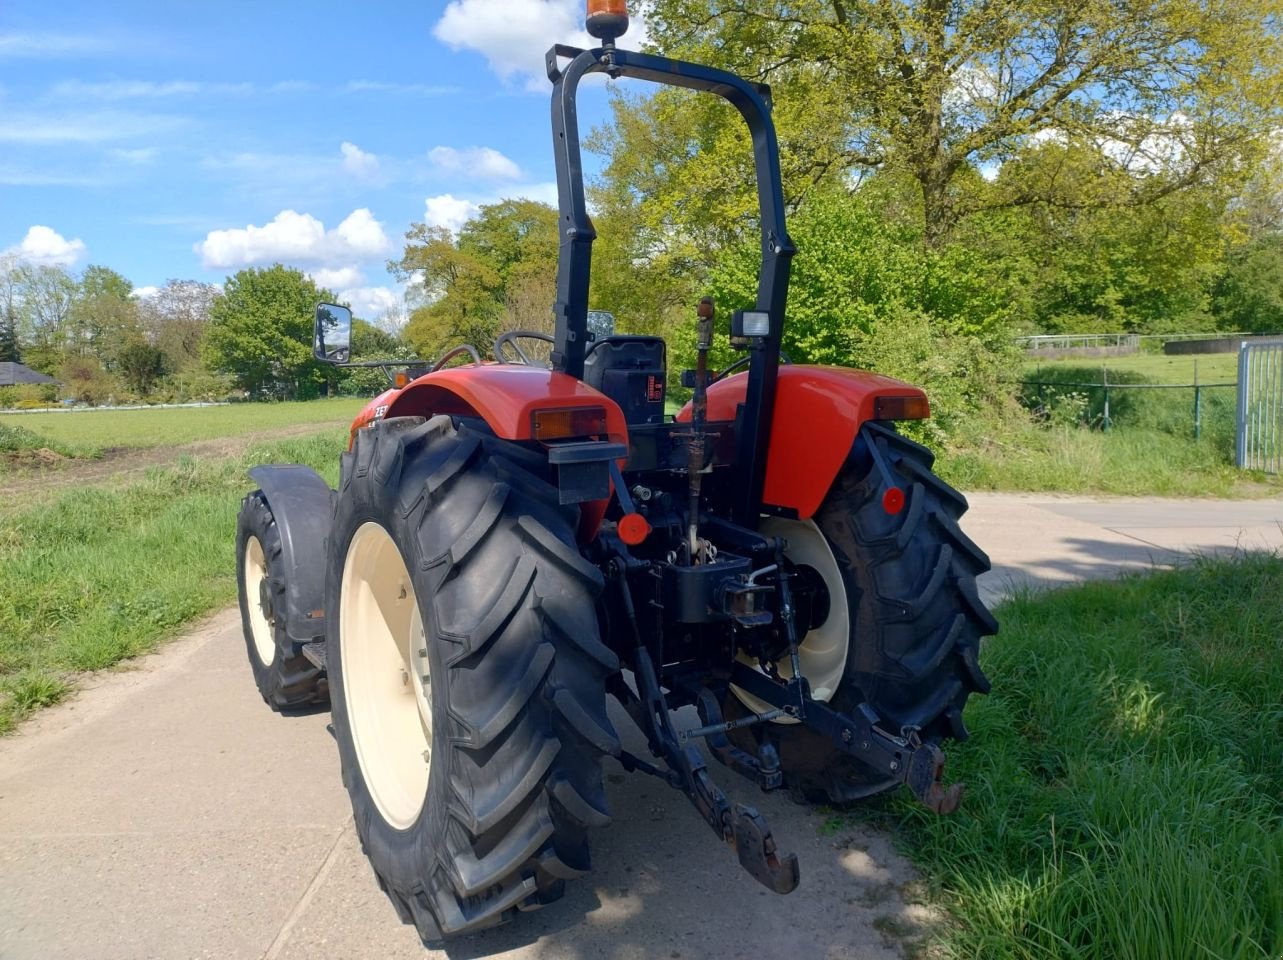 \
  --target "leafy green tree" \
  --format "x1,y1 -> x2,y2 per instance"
204,265 -> 336,398
117,341 -> 170,395
631,0 -> 1283,247
390,201 -> 561,357
1213,234 -> 1283,333
69,266 -> 141,362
